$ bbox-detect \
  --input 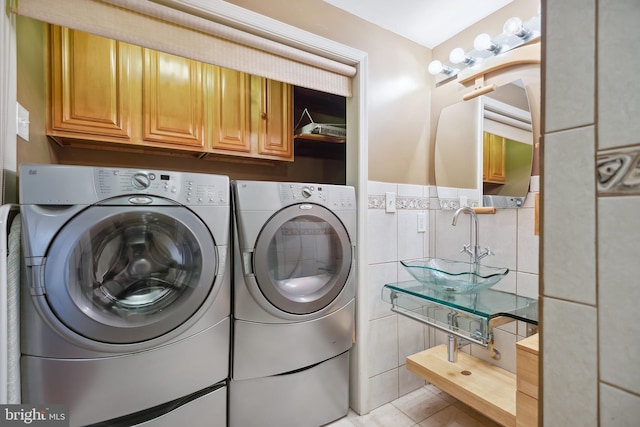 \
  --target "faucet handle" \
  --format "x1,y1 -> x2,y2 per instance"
460,244 -> 473,257
477,247 -> 493,260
